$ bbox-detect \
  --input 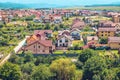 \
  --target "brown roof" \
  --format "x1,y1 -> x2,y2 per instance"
70,28 -> 80,33
26,40 -> 53,47
87,36 -> 98,41
98,28 -> 116,32
39,40 -> 53,47
99,21 -> 113,24
99,21 -> 114,27
26,35 -> 38,44
34,30 -> 52,35
72,21 -> 85,29
57,34 -> 72,41
108,37 -> 120,43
